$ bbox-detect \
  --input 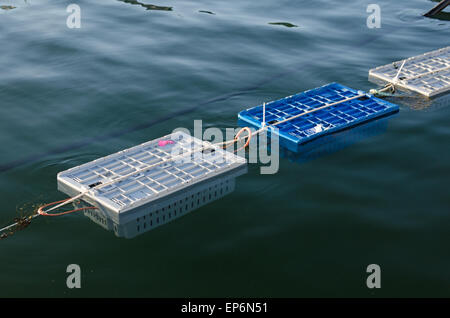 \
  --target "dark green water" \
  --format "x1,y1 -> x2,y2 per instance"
1,0 -> 449,297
